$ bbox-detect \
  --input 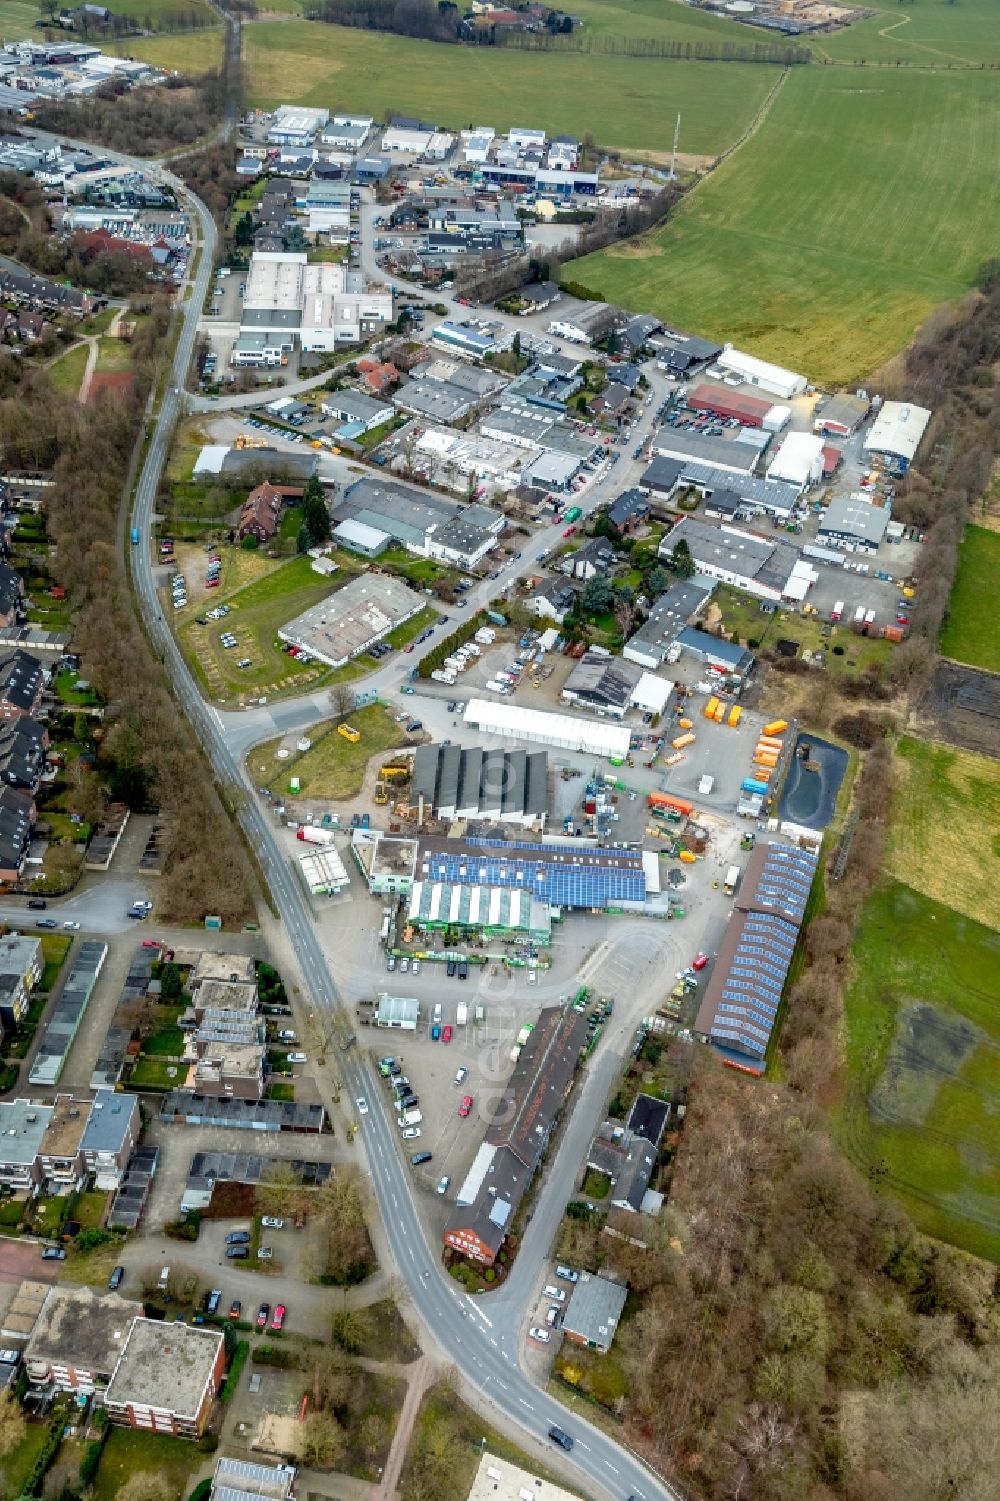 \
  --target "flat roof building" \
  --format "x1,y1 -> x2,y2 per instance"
766,431 -> 825,491
467,1453 -> 582,1501
463,698 -> 630,761
25,1286 -> 142,1394
278,572 -> 421,667
863,400 -> 931,473
105,1317 -> 226,1438
416,830 -> 646,910
562,1271 -> 628,1352
375,995 -> 419,1030
652,427 -> 760,476
561,652 -> 642,719
623,578 -> 714,669
0,1098 -> 51,1193
817,496 -> 890,554
211,1457 -> 297,1501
